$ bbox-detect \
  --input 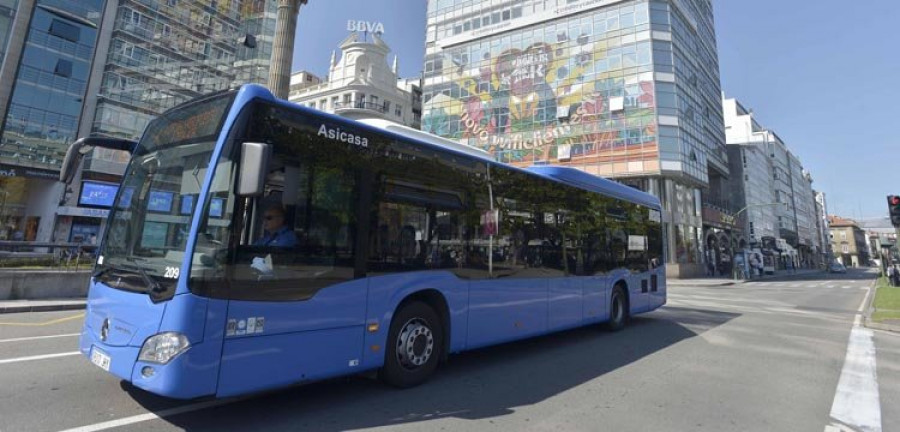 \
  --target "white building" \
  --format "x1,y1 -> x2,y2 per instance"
289,33 -> 421,129
723,95 -> 820,269
723,98 -> 777,245
289,71 -> 323,93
